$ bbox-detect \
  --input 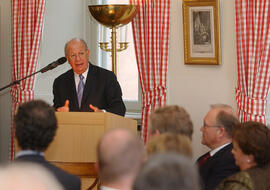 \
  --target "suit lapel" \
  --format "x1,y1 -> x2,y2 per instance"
81,63 -> 95,108
67,71 -> 79,109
